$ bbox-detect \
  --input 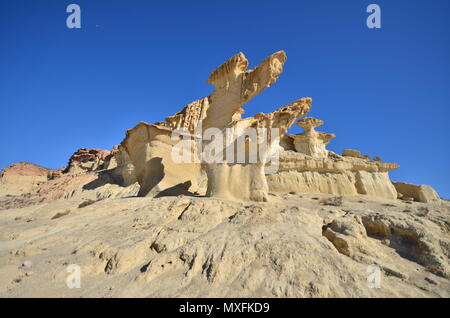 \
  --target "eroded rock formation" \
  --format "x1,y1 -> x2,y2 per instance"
119,50 -> 442,202
63,147 -> 138,188
0,147 -> 139,210
103,145 -> 137,187
289,117 -> 335,158
202,98 -> 312,202
121,51 -> 310,200
1,193 -> 448,297
0,50 -> 447,299
63,148 -> 112,174
267,117 -> 400,199
121,123 -> 205,197
393,182 -> 441,203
